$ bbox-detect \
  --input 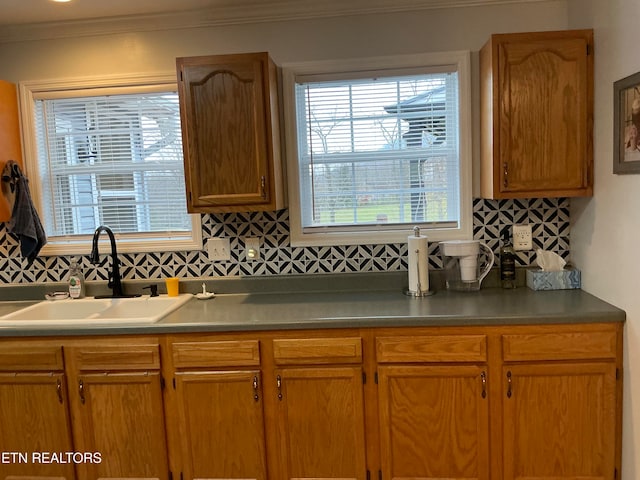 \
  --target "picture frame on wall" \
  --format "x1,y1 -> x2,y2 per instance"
614,71 -> 640,174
